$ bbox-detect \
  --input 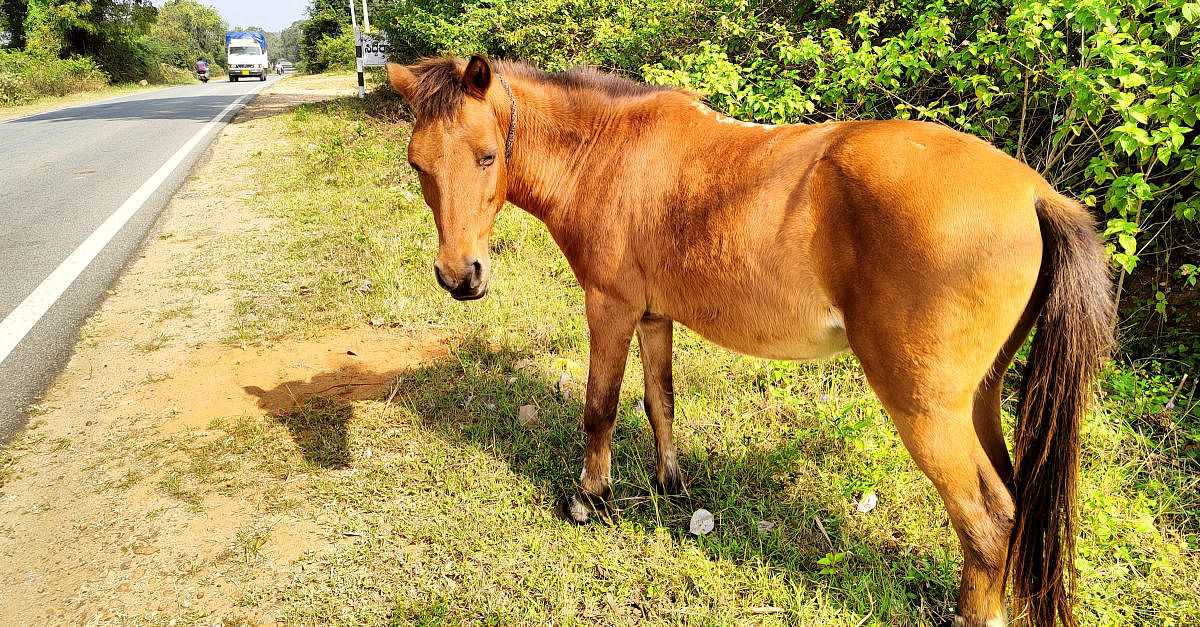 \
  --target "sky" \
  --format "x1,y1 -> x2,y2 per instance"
155,0 -> 309,33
